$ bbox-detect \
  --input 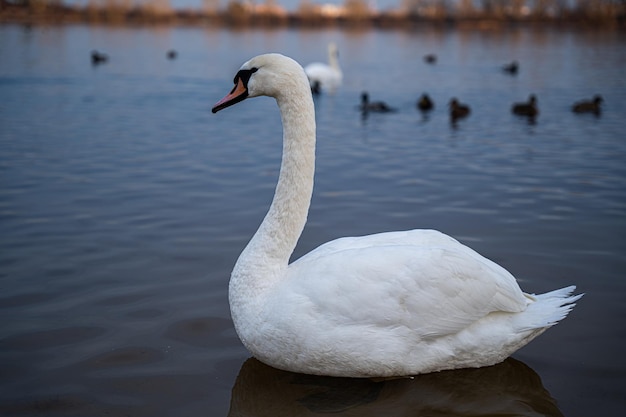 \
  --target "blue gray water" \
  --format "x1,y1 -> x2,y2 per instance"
1,24 -> 625,416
